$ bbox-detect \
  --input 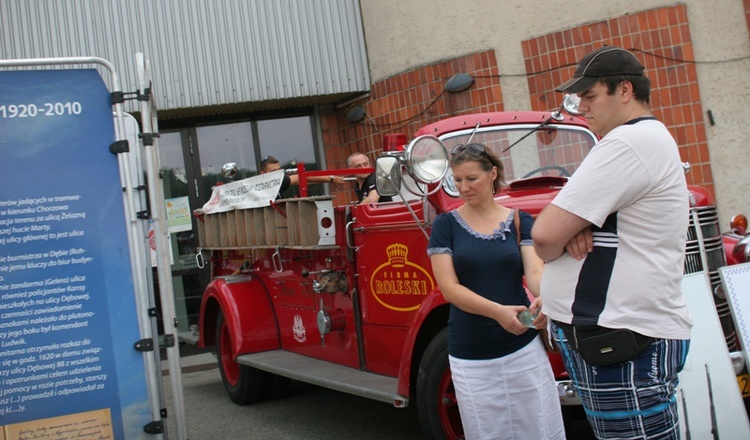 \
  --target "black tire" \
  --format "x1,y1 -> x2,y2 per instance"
416,328 -> 464,440
262,374 -> 294,400
215,310 -> 266,404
